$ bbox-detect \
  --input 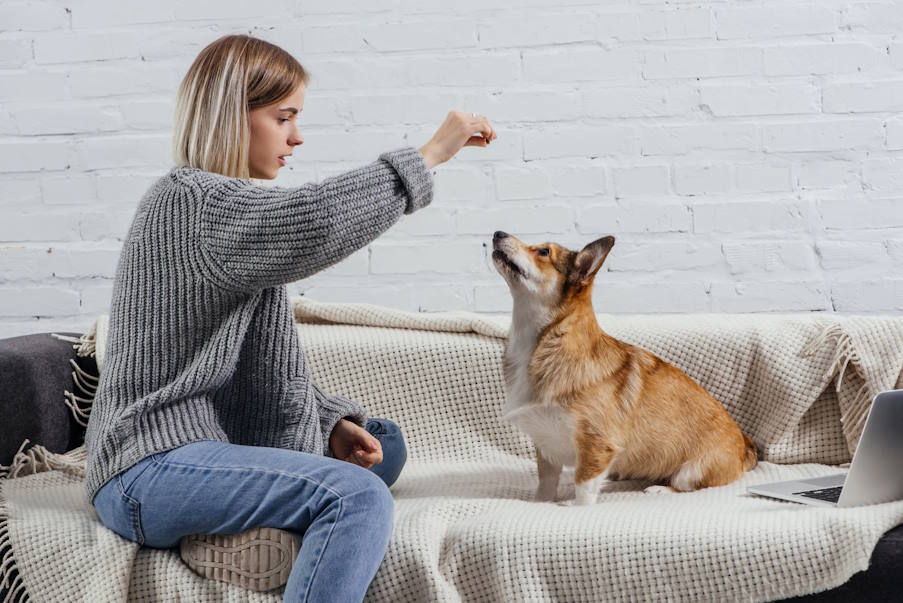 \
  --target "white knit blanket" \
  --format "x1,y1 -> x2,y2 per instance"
3,300 -> 903,602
